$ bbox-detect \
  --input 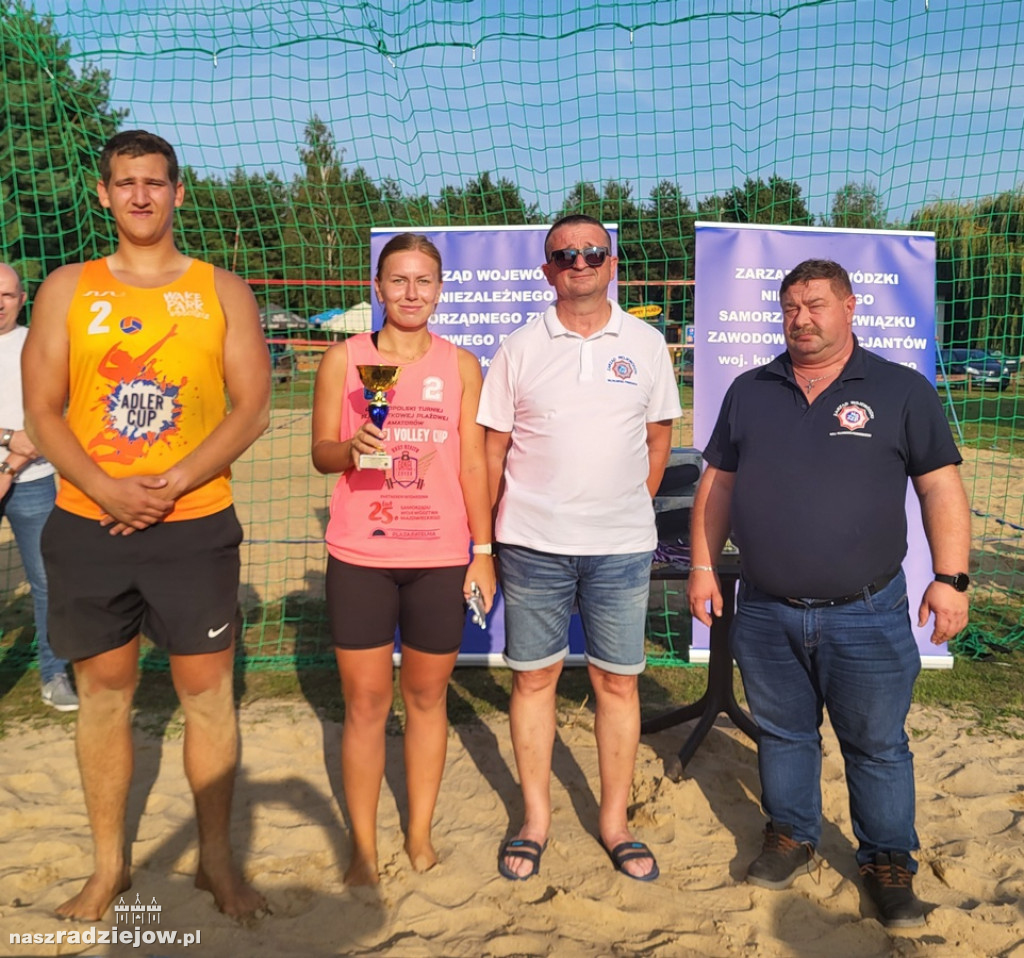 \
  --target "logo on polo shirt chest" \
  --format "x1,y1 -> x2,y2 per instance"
831,400 -> 874,437
606,355 -> 638,385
